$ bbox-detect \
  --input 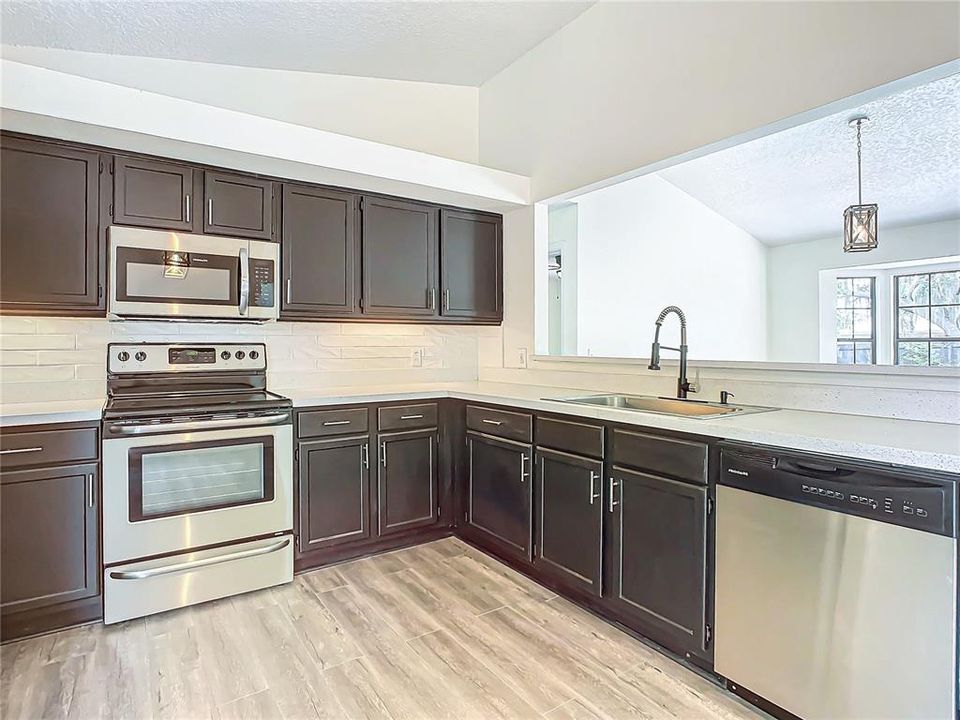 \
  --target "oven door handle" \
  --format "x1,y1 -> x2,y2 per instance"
108,537 -> 291,581
107,412 -> 290,435
238,246 -> 250,316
